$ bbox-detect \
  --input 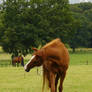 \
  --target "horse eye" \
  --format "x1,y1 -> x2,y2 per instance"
36,55 -> 41,60
35,55 -> 38,59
